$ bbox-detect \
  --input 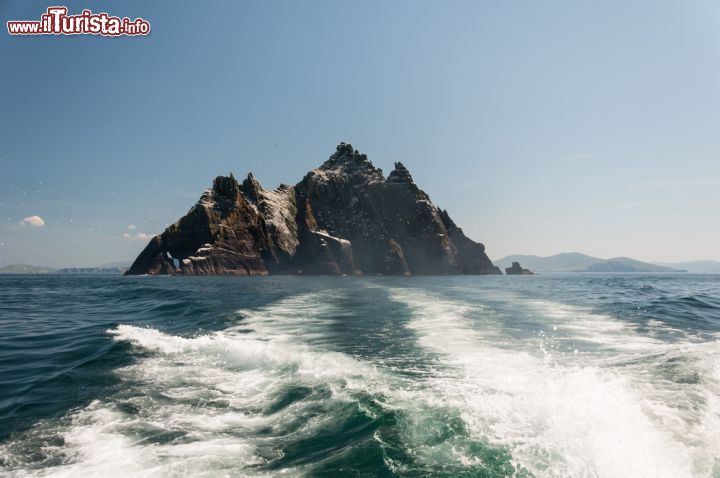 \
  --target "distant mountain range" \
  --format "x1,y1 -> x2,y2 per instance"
0,263 -> 130,274
55,267 -> 127,274
652,260 -> 720,274
494,253 -> 684,273
0,264 -> 58,274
